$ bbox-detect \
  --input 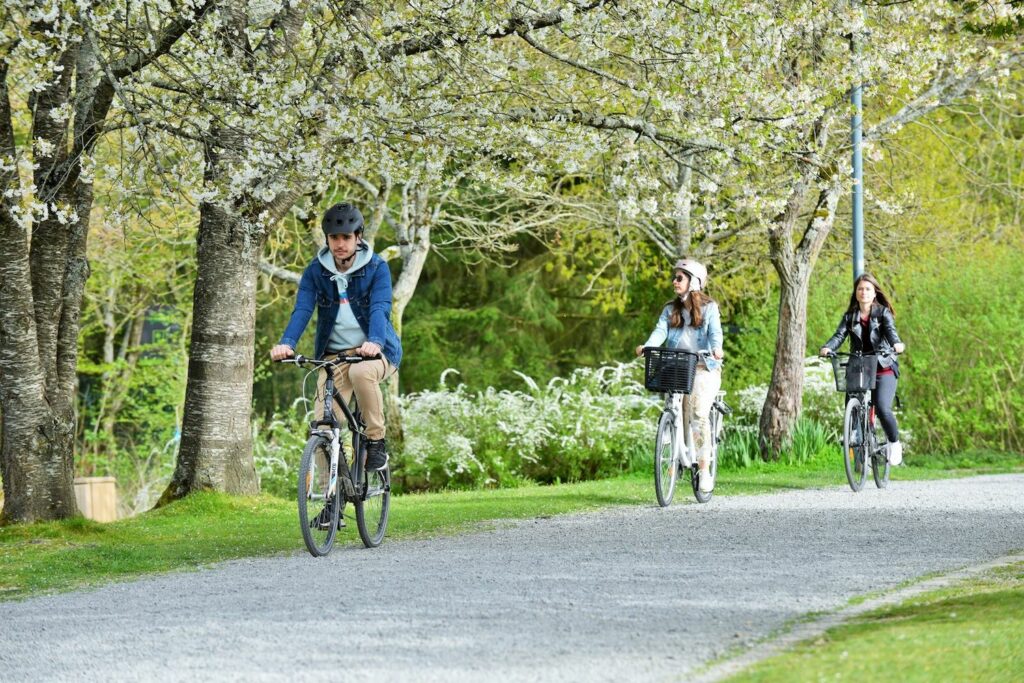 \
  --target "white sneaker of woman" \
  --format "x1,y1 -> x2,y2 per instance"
699,468 -> 714,492
887,441 -> 903,466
